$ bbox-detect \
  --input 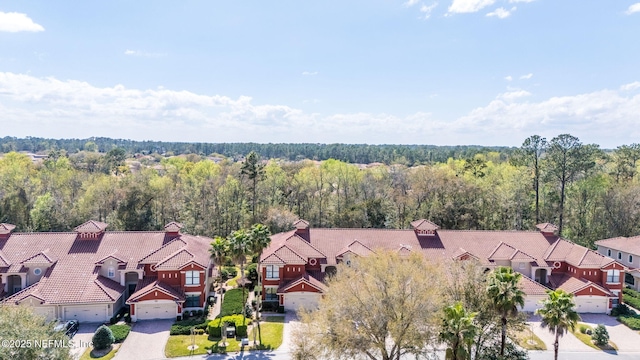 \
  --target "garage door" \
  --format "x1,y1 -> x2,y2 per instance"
521,296 -> 545,312
137,302 -> 176,320
32,306 -> 56,321
284,292 -> 320,311
574,296 -> 608,313
64,305 -> 107,323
